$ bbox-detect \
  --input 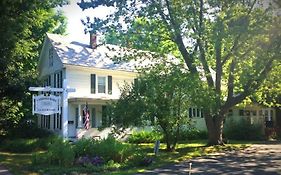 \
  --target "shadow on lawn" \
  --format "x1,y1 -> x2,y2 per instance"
136,143 -> 281,175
